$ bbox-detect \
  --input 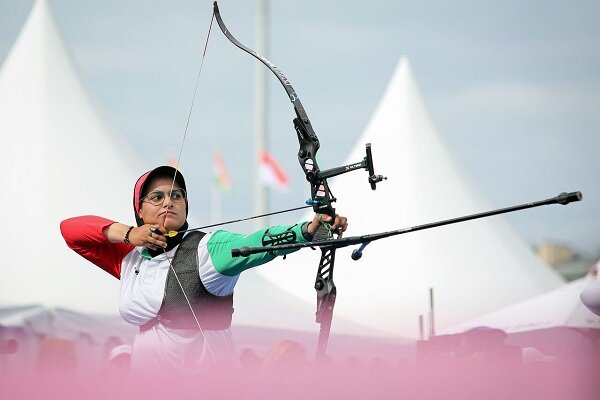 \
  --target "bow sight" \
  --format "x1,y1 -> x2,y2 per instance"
302,143 -> 388,208
303,143 -> 388,188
